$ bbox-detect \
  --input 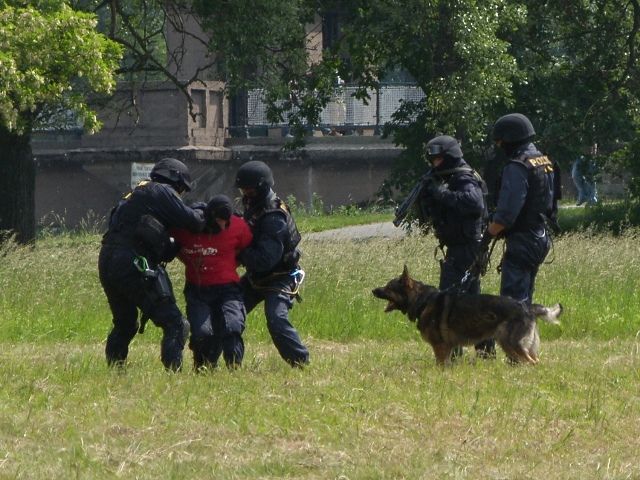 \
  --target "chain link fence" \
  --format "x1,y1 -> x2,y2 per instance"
239,84 -> 425,134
